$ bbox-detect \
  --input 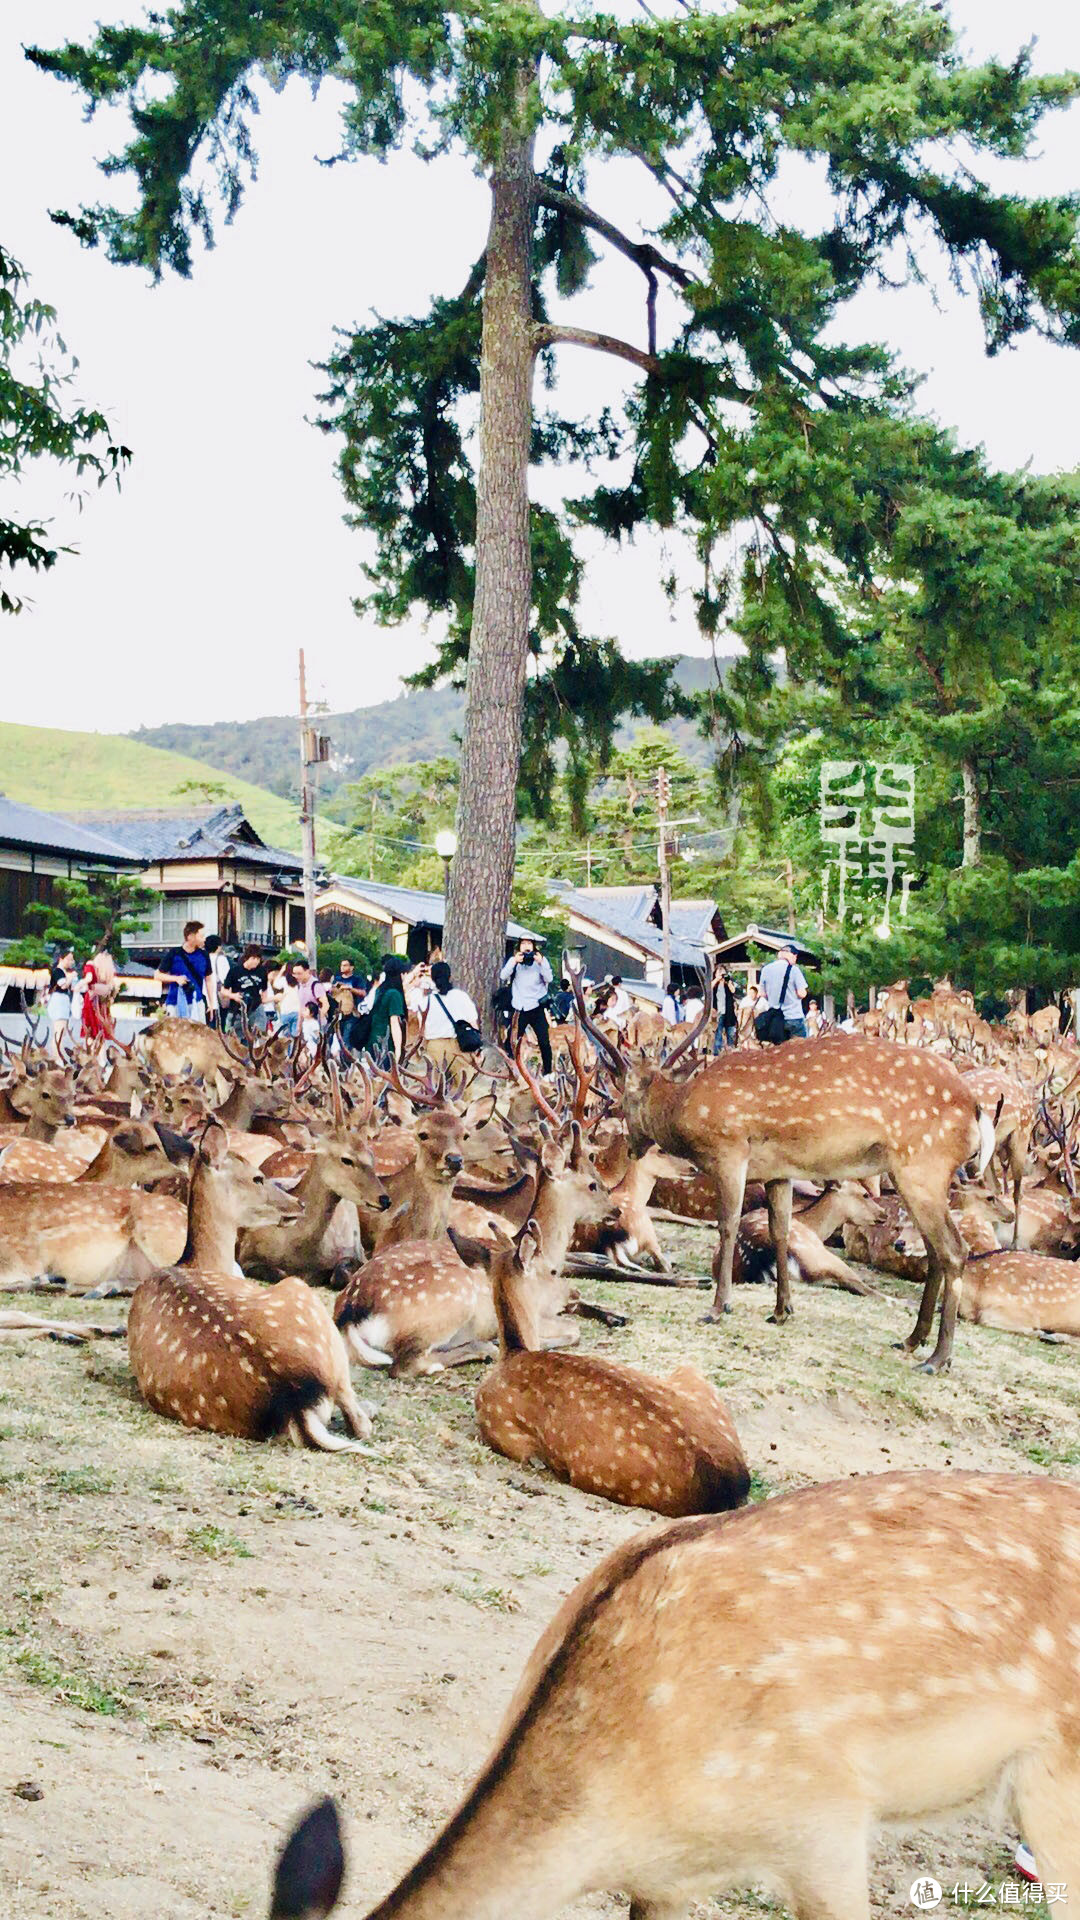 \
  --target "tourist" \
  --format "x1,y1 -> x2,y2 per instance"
367,953 -> 409,1060
81,945 -> 117,1043
156,920 -> 210,1022
423,959 -> 481,1069
221,946 -> 269,1033
757,942 -> 809,1041
607,975 -> 631,1031
661,984 -> 681,1026
806,997 -> 823,1037
551,976 -> 575,1024
712,963 -> 739,1052
202,934 -> 229,1026
46,948 -> 77,1055
269,961 -> 301,1037
500,939 -> 554,1075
